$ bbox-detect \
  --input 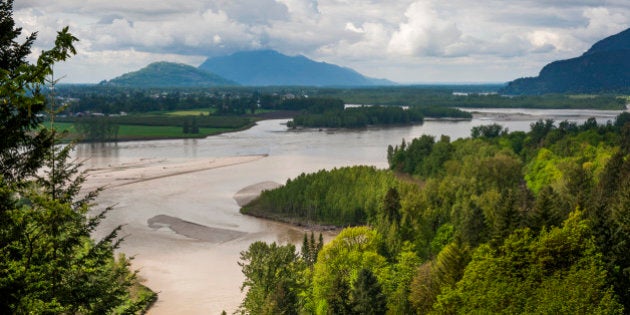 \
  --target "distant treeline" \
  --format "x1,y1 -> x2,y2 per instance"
53,85 -> 626,117
288,105 -> 426,129
448,94 -> 626,109
284,97 -> 474,128
317,87 -> 627,109
277,97 -> 344,112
